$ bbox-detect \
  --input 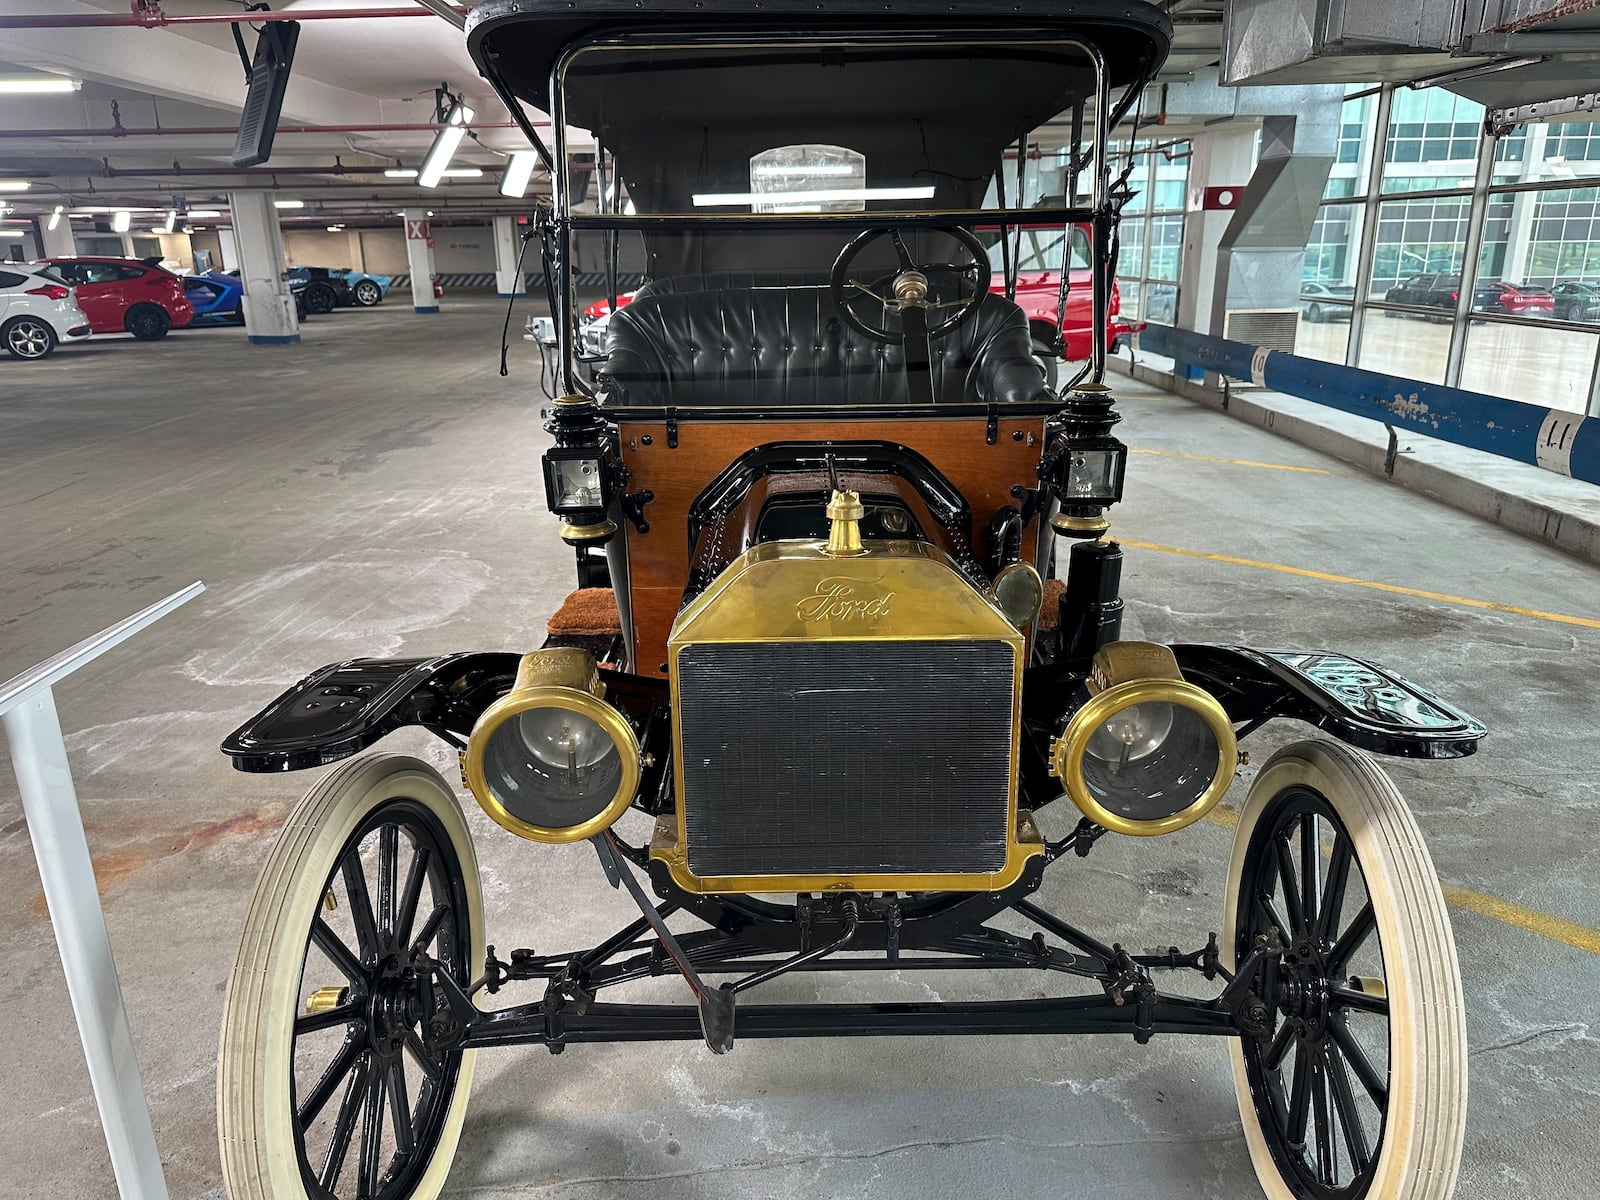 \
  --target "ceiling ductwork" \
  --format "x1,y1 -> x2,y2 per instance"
1223,0 -> 1600,113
